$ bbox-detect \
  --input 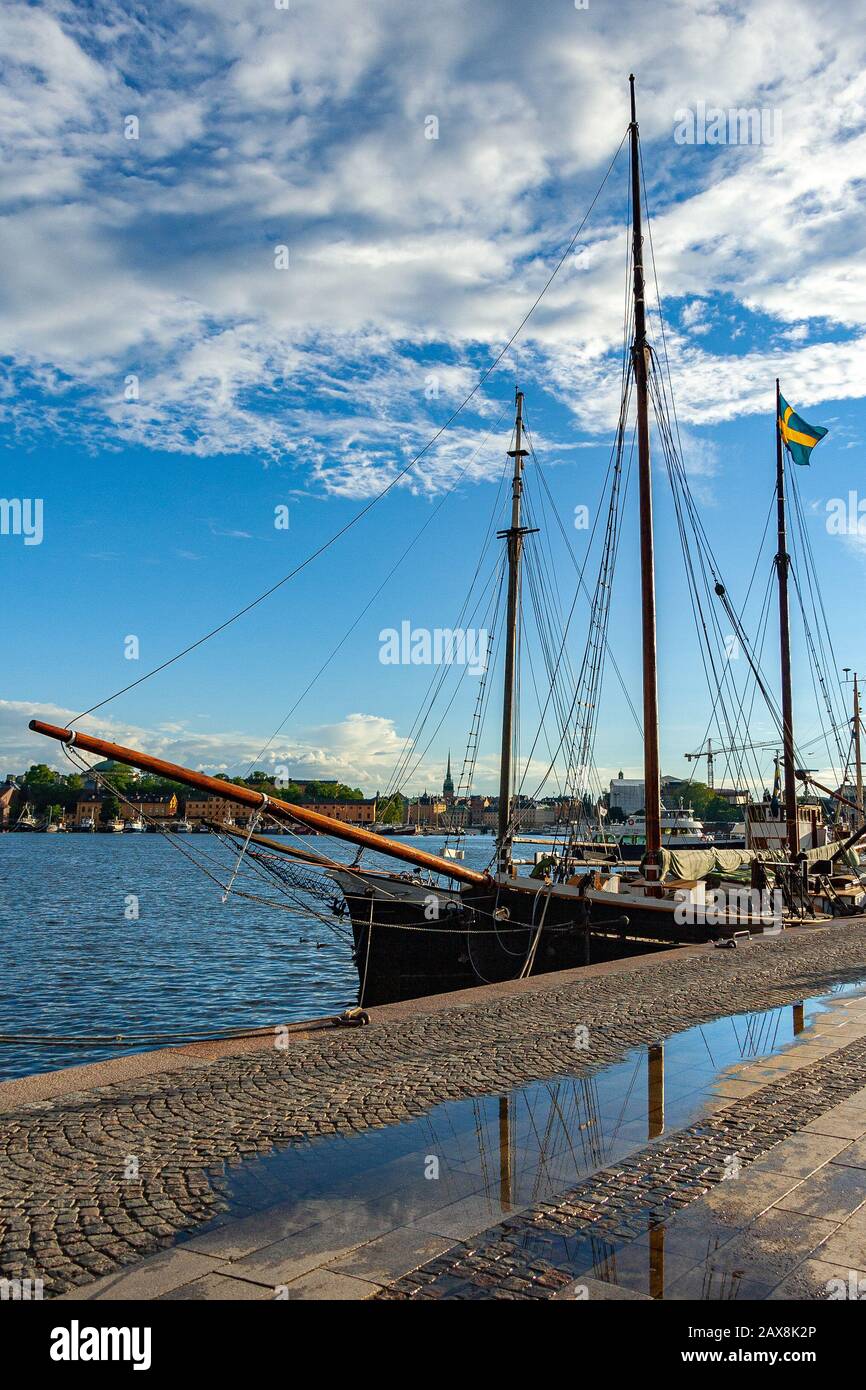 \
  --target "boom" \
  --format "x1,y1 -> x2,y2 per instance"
28,721 -> 491,887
